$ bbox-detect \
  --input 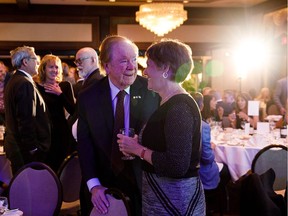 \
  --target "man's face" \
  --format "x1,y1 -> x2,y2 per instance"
223,93 -> 234,104
75,51 -> 94,79
105,41 -> 138,90
0,64 -> 7,82
25,52 -> 39,76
